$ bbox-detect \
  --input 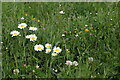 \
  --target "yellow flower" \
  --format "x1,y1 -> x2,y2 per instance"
79,31 -> 82,33
90,27 -> 93,29
37,20 -> 40,22
25,14 -> 28,16
74,31 -> 76,33
32,18 -> 35,20
85,29 -> 89,32
69,31 -> 71,33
